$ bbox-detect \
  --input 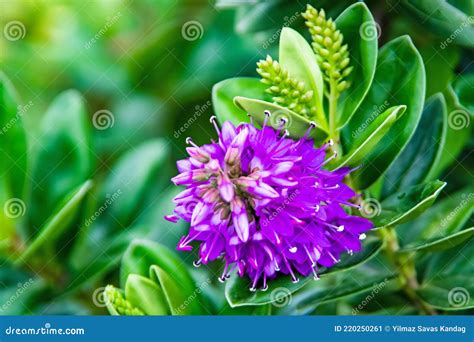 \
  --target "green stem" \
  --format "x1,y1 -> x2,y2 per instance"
379,227 -> 437,315
328,79 -> 342,157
